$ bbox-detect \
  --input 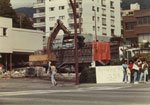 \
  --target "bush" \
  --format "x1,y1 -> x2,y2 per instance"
79,68 -> 96,83
110,59 -> 123,65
